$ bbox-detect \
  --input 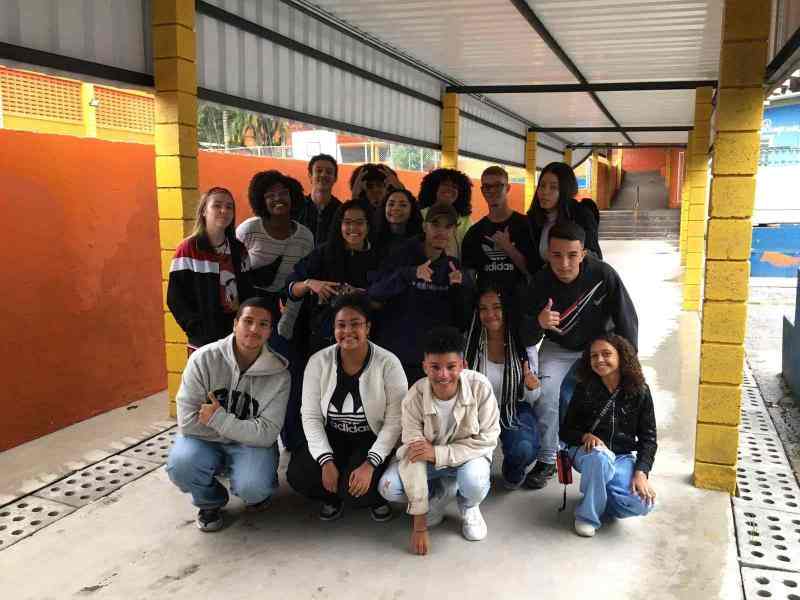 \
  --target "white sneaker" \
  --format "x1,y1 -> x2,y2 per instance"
426,478 -> 457,527
574,519 -> 596,538
459,503 -> 487,541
